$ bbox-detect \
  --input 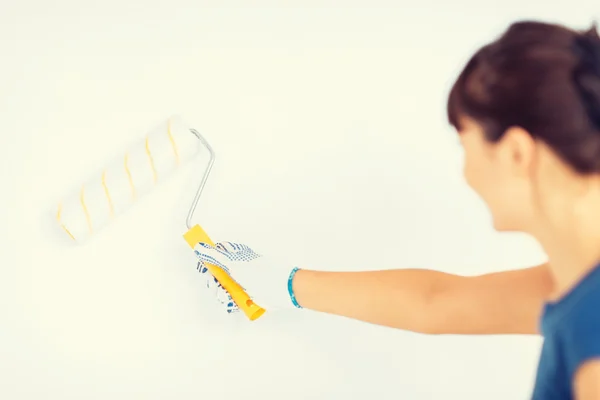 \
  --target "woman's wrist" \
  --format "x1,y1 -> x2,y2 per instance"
290,267 -> 318,309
